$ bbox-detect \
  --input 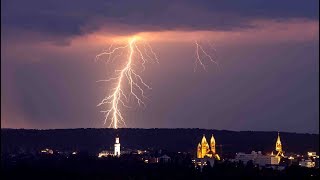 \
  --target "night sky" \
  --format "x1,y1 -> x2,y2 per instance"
1,0 -> 319,133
